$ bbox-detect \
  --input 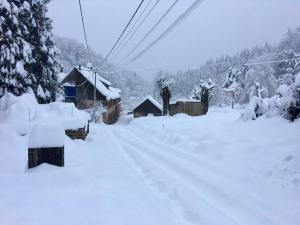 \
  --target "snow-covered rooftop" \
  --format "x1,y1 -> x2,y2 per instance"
76,66 -> 111,86
74,67 -> 121,100
135,95 -> 162,111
